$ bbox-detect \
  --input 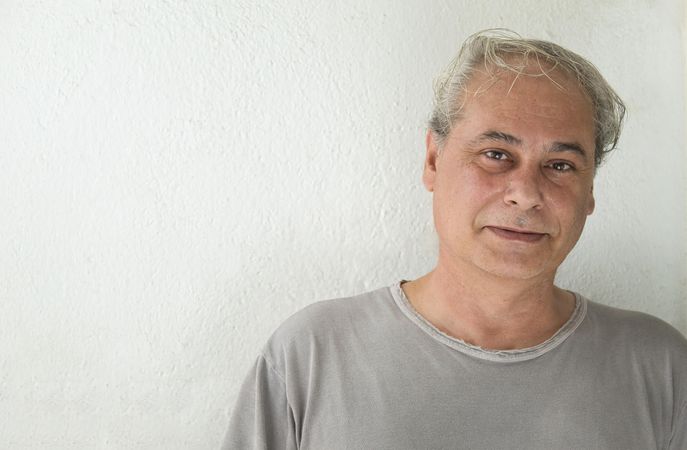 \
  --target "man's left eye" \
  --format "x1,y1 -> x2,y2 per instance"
550,162 -> 574,172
